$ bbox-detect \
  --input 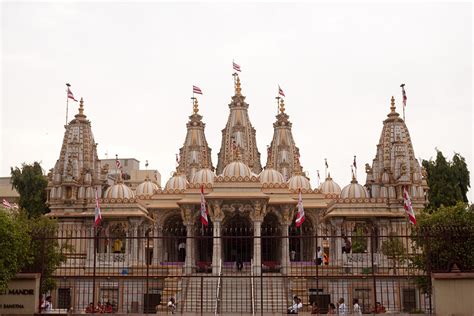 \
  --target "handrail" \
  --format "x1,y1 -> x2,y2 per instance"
250,259 -> 255,315
214,259 -> 222,316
